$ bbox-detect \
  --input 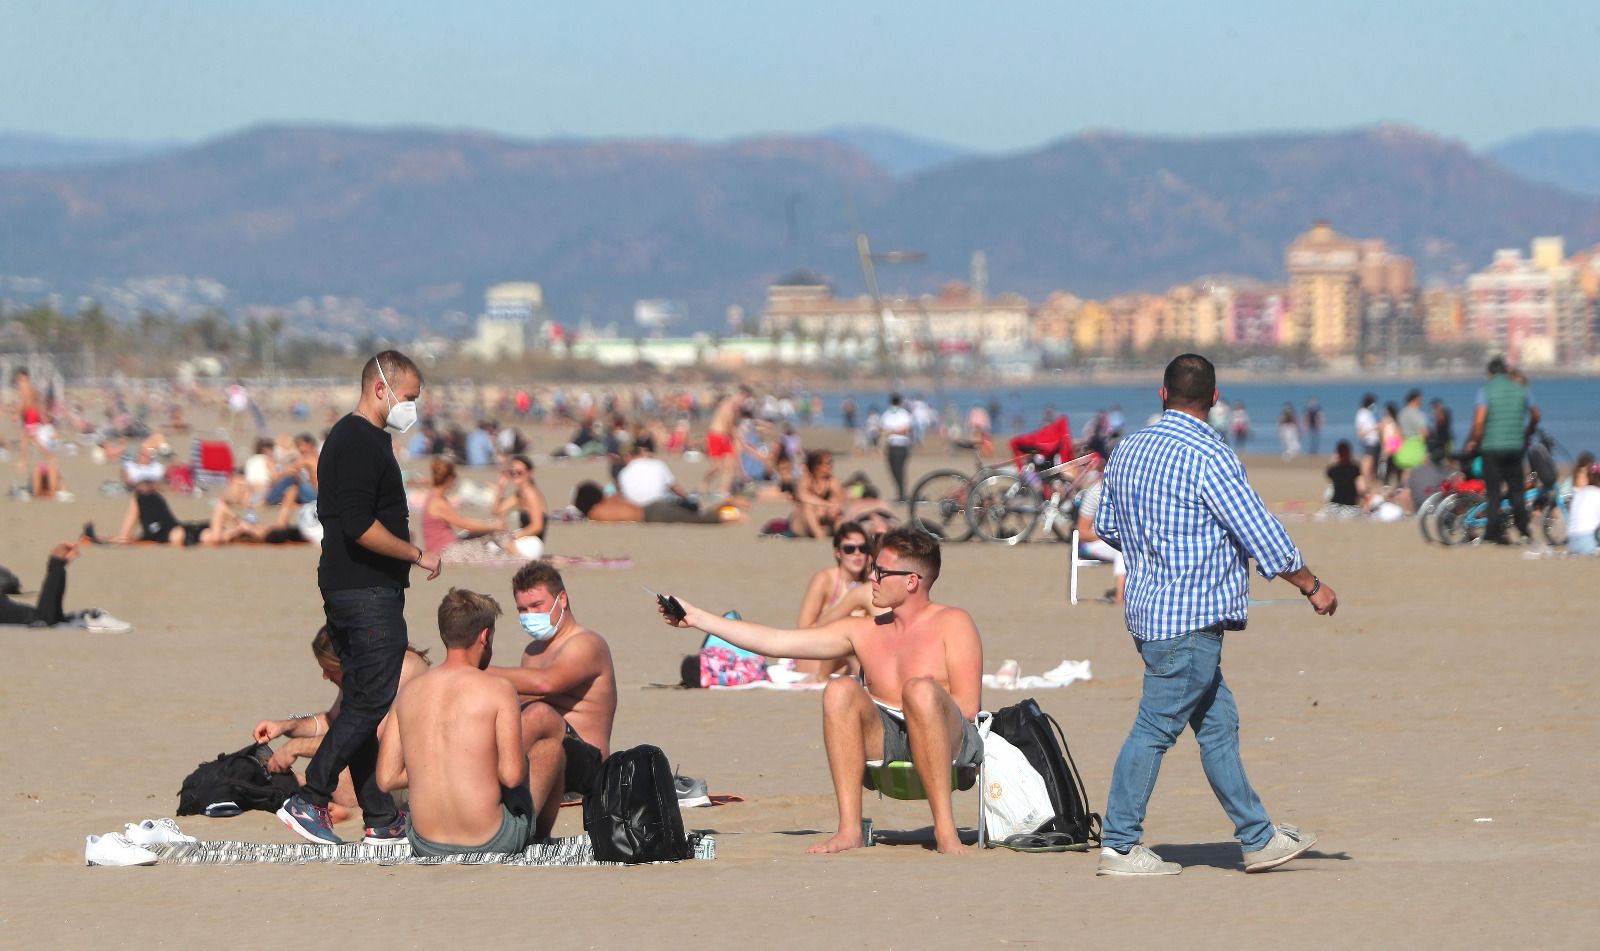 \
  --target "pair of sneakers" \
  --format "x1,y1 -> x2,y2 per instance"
1097,825 -> 1317,876
277,794 -> 407,846
85,818 -> 196,866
